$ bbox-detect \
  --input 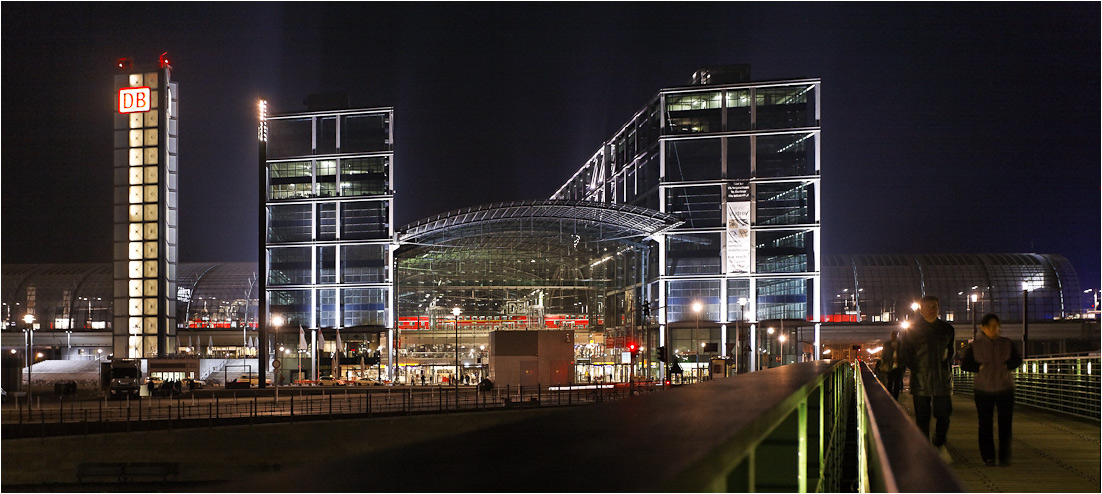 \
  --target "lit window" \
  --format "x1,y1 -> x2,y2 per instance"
128,73 -> 143,87
143,111 -> 158,128
128,299 -> 142,316
128,242 -> 142,260
144,129 -> 158,146
144,166 -> 158,184
129,130 -> 144,147
144,260 -> 157,278
129,148 -> 143,166
129,205 -> 143,222
128,317 -> 142,334
129,167 -> 143,185
130,113 -> 143,129
144,204 -> 158,221
129,186 -> 143,204
144,185 -> 158,202
144,222 -> 158,240
144,279 -> 158,297
144,147 -> 158,165
129,280 -> 143,297
128,223 -> 143,241
128,261 -> 142,278
144,317 -> 158,332
143,241 -> 157,259
144,298 -> 158,315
